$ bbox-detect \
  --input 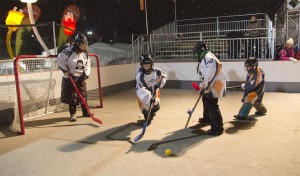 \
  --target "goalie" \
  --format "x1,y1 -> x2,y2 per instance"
136,54 -> 166,125
56,33 -> 91,122
234,57 -> 267,119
